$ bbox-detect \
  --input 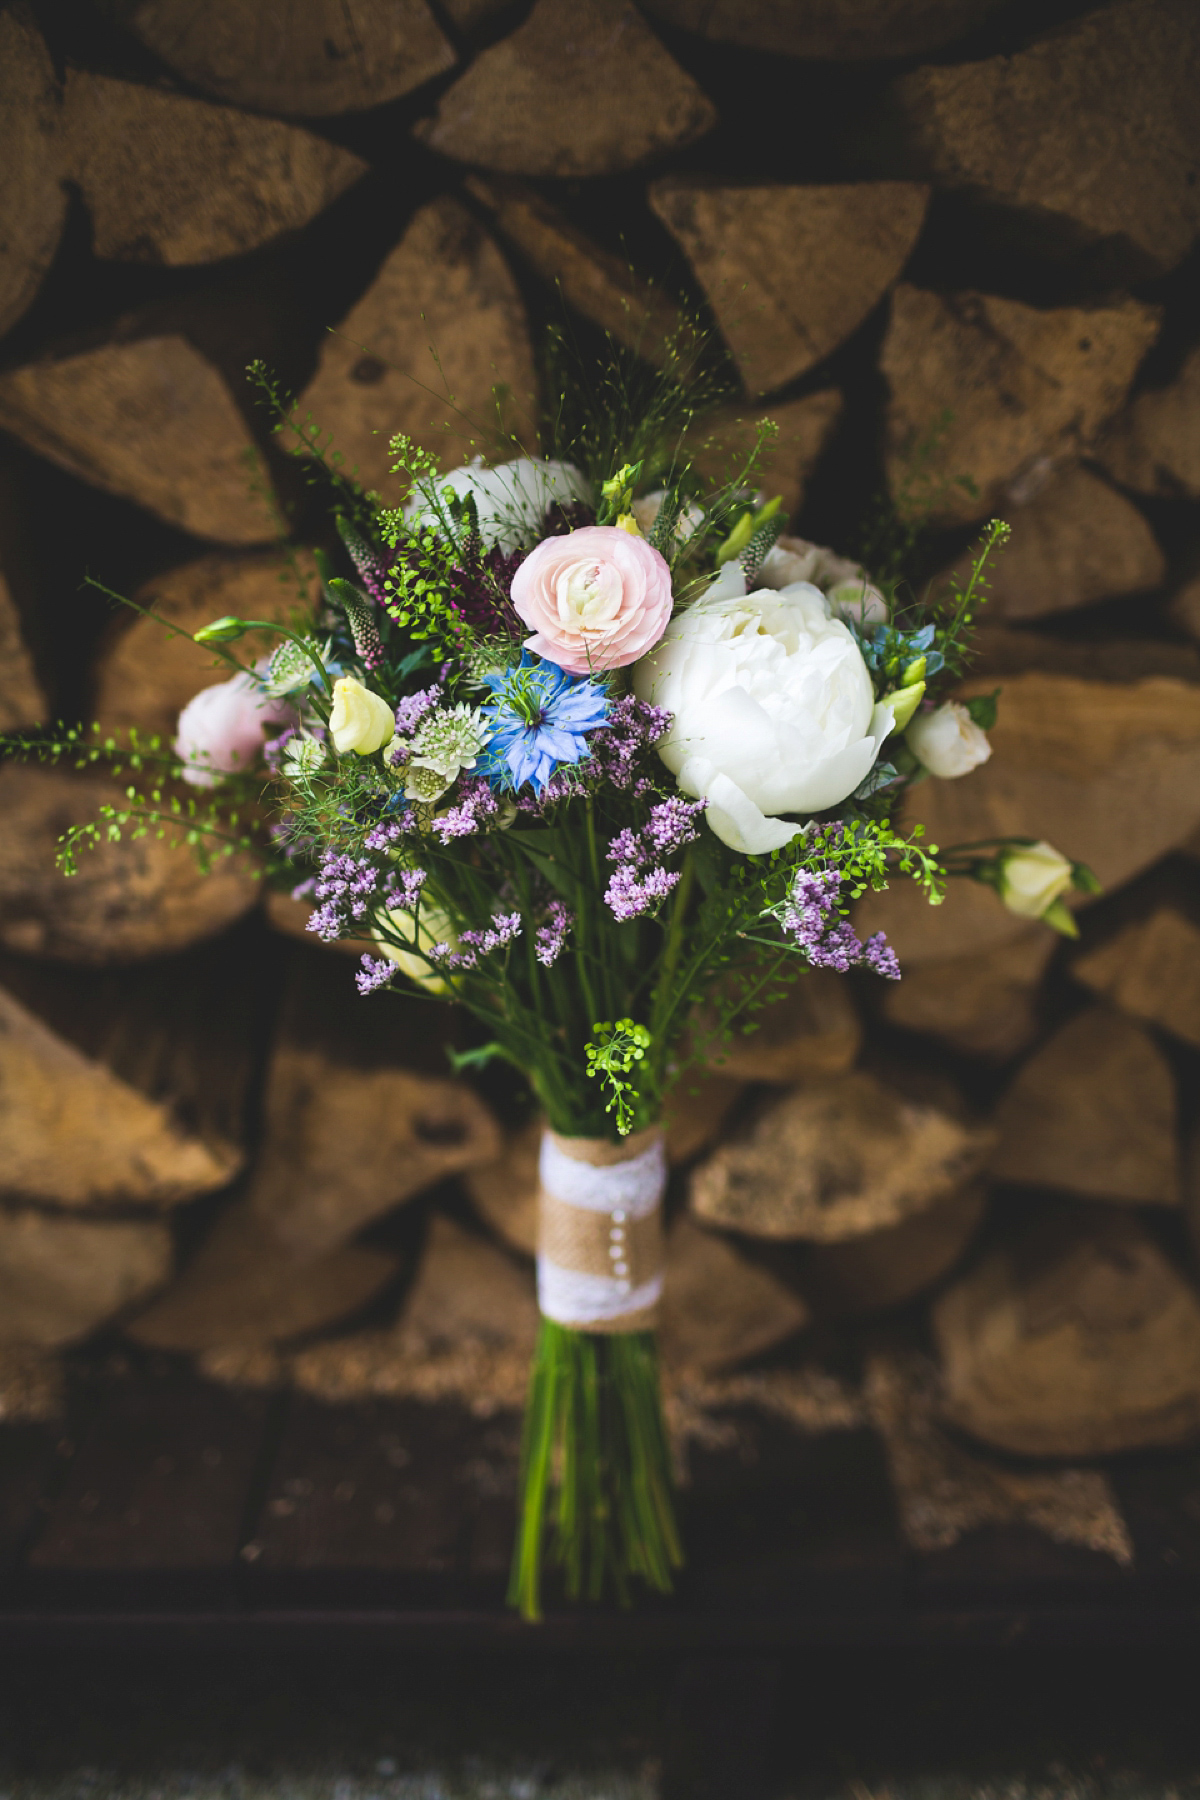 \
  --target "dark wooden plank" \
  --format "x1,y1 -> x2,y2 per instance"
1112,1450 -> 1200,1596
0,1426 -> 59,1592
907,1523 -> 1134,1615
662,1656 -> 779,1800
25,1377 -> 268,1604
679,1416 -> 905,1614
246,1395 -> 511,1604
